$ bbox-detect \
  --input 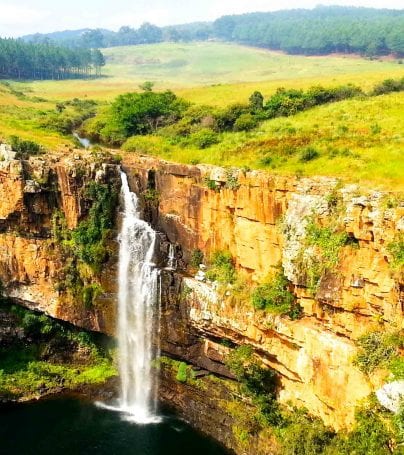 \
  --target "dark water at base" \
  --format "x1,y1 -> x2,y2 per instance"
0,397 -> 228,455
